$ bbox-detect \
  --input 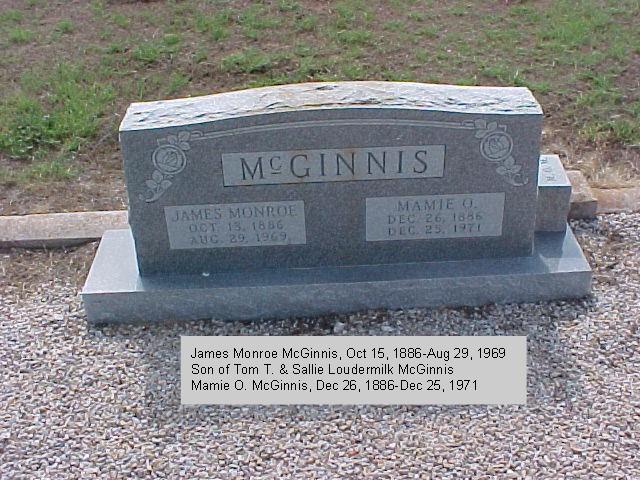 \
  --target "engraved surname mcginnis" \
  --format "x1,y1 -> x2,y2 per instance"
222,145 -> 445,186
